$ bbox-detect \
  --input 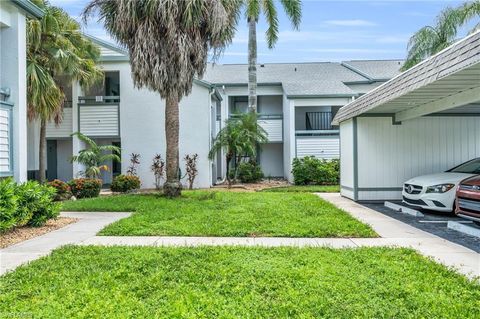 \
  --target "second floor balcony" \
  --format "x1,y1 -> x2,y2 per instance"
46,96 -> 120,139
